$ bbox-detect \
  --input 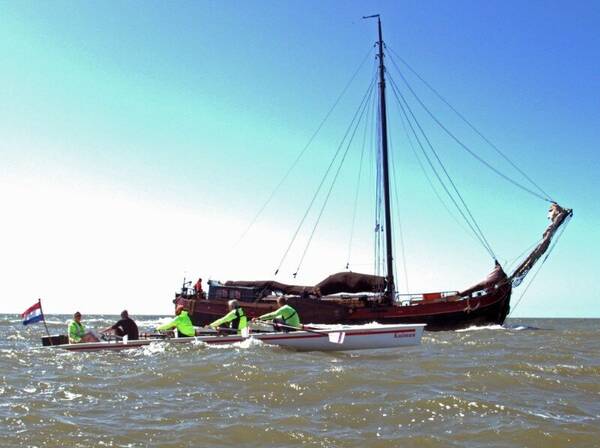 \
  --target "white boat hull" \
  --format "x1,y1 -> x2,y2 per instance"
255,324 -> 425,351
49,323 -> 425,352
